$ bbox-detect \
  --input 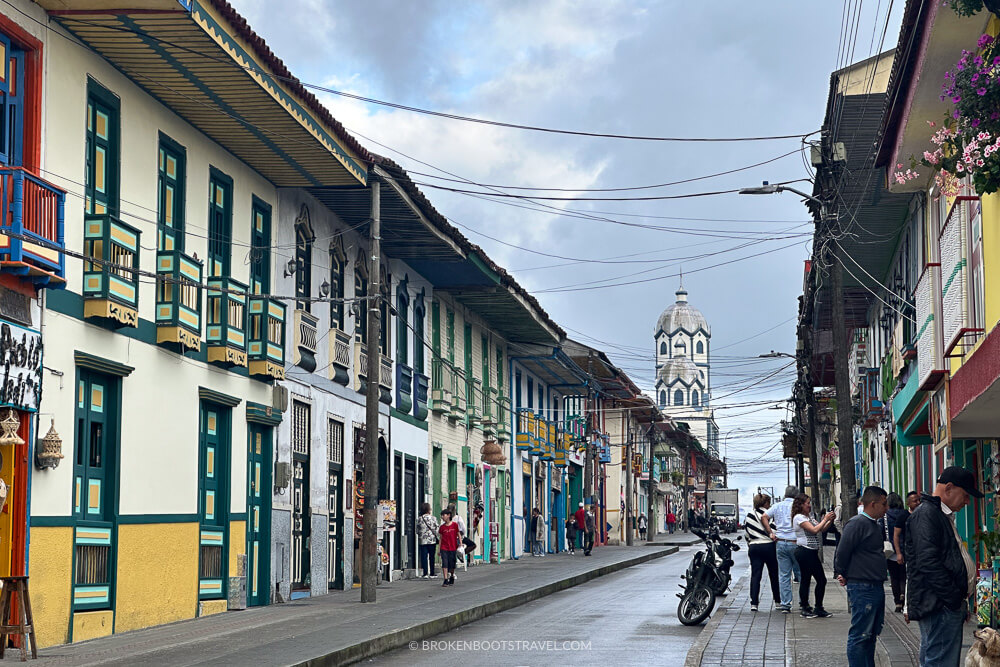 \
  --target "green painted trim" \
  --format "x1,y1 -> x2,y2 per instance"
247,401 -> 283,426
47,290 -> 264,382
30,515 -> 75,527
117,514 -> 199,524
74,351 -> 135,377
458,496 -> 468,502
469,253 -> 501,285
200,386 -> 242,407
390,408 -> 428,431
230,512 -> 248,521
